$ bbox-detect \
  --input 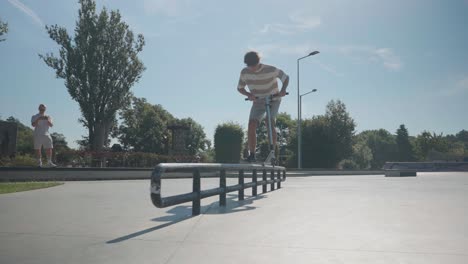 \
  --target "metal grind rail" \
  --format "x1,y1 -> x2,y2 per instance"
150,163 -> 286,216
